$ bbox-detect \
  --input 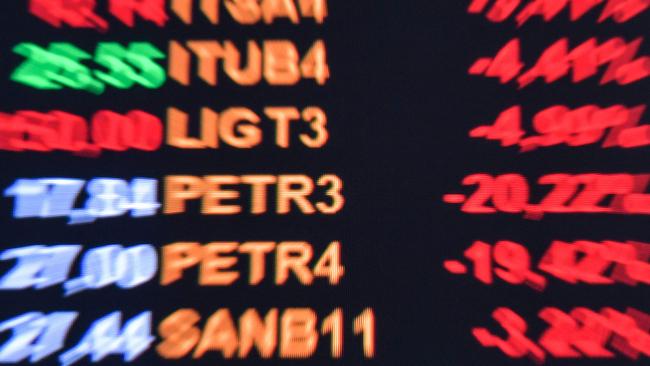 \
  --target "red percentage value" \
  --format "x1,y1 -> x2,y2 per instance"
444,240 -> 650,290
470,104 -> 648,151
468,0 -> 648,26
474,307 -> 650,362
443,173 -> 650,218
469,37 -> 649,87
